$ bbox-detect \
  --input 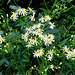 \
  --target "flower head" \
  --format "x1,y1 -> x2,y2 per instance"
44,15 -> 51,21
33,48 -> 44,58
10,12 -> 18,21
39,16 -> 45,22
71,49 -> 75,56
66,51 -> 72,59
63,45 -> 69,53
49,22 -> 55,29
47,55 -> 53,61
0,35 -> 5,44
